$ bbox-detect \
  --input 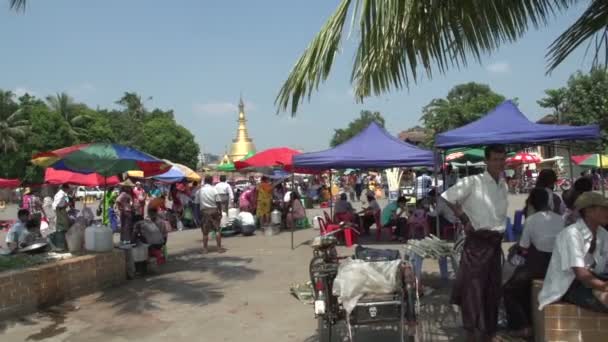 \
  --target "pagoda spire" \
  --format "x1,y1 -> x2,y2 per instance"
229,95 -> 256,161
